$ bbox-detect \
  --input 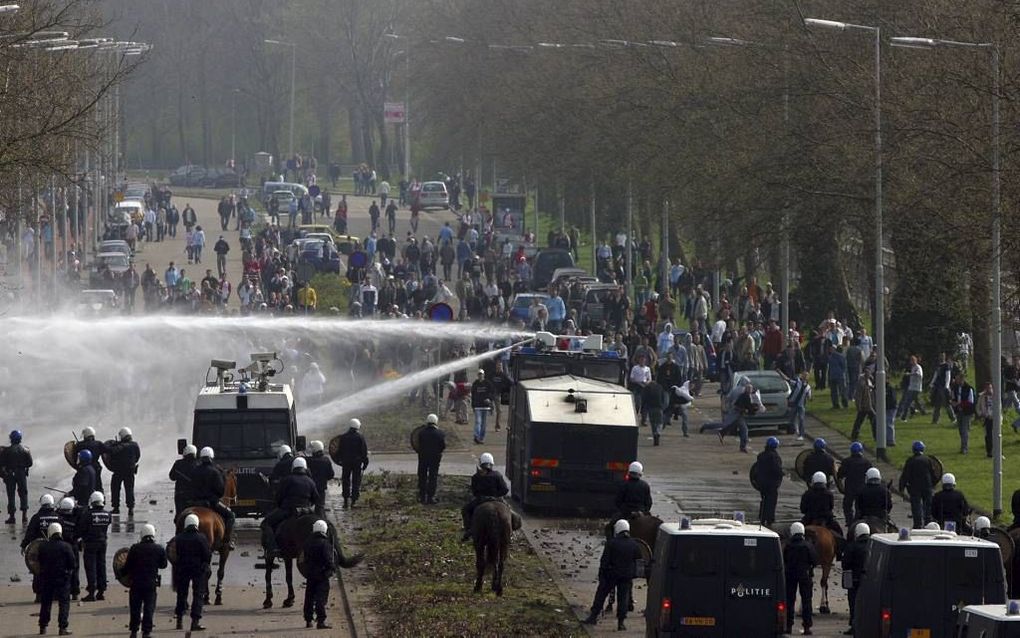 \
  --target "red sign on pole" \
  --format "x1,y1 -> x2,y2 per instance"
384,102 -> 406,124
